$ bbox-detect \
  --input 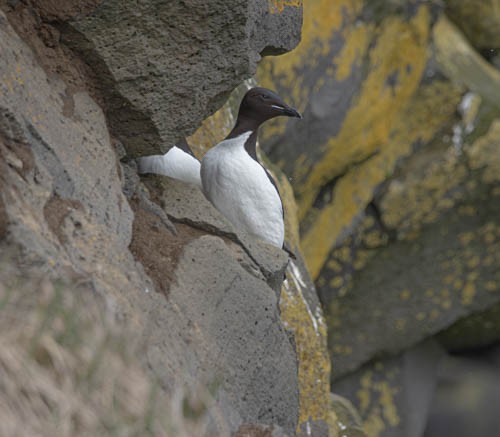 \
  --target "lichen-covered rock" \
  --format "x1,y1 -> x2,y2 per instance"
258,0 -> 434,279
326,180 -> 500,378
333,340 -> 444,437
59,0 -> 302,157
256,1 -> 500,434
